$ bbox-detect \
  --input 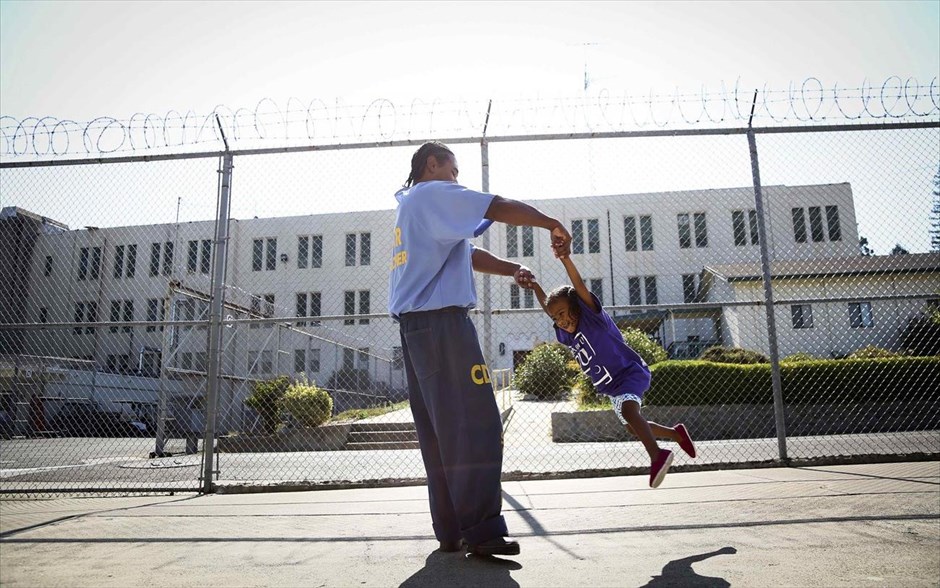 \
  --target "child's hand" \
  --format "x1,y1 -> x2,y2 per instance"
514,266 -> 536,289
552,240 -> 571,259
